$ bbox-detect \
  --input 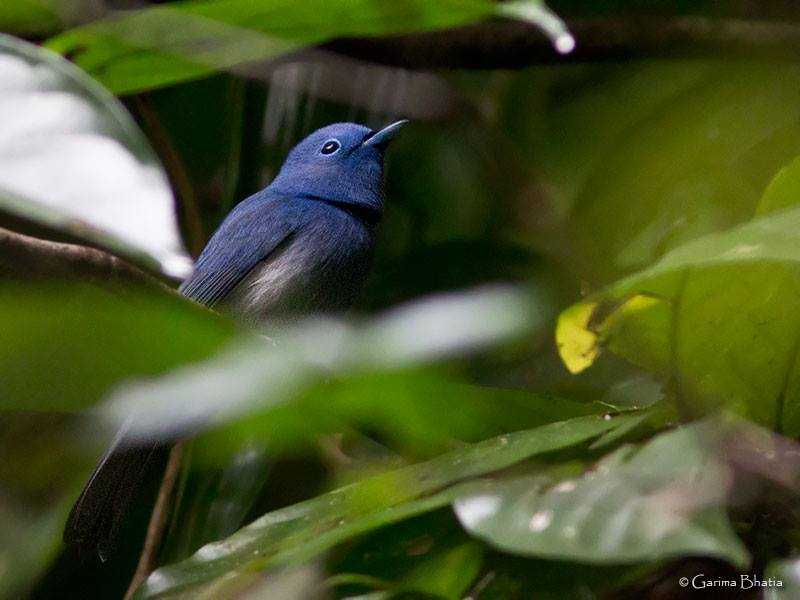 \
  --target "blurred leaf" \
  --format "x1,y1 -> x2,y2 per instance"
454,420 -> 748,567
47,0 -> 568,95
102,287 -> 537,442
0,283 -> 234,412
469,554 -> 654,600
240,564 -> 326,600
0,412 -> 98,598
400,542 -> 483,600
196,370 -> 606,464
338,541 -> 484,600
598,373 -> 665,411
326,509 -> 472,599
154,563 -> 327,600
0,0 -> 106,37
756,156 -> 800,216
524,61 -> 711,216
159,440 -> 270,564
0,34 -> 192,278
539,62 -> 800,282
137,413 -> 635,598
765,557 -> 800,599
0,1 -> 60,37
587,410 -> 658,451
556,206 -> 800,433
